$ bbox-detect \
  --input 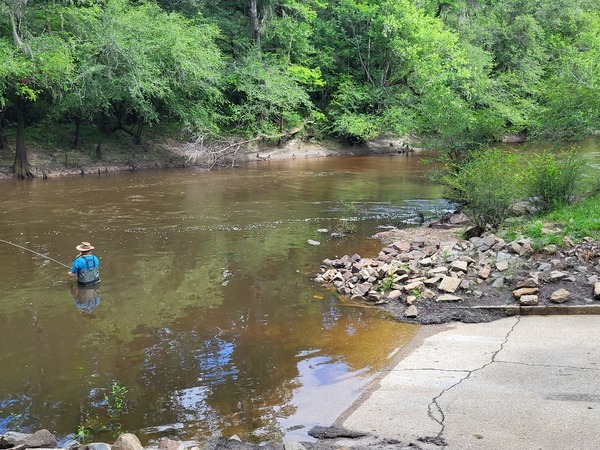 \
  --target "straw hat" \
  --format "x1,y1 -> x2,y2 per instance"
76,242 -> 95,252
